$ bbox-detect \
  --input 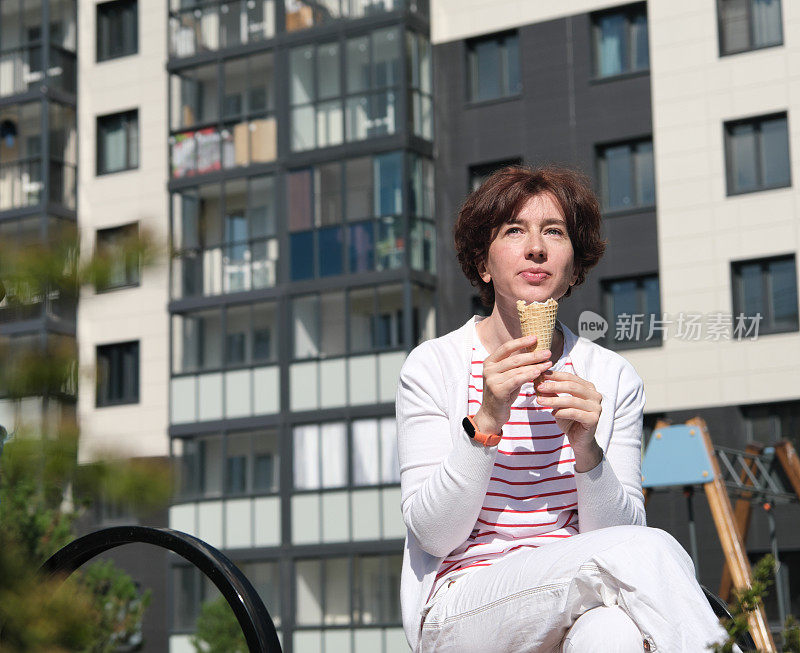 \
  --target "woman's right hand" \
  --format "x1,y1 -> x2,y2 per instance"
473,335 -> 553,436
